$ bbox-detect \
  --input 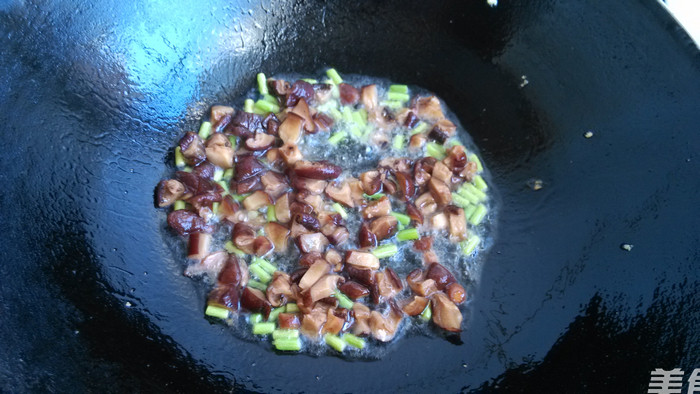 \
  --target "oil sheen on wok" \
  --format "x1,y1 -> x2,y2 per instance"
155,68 -> 495,356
